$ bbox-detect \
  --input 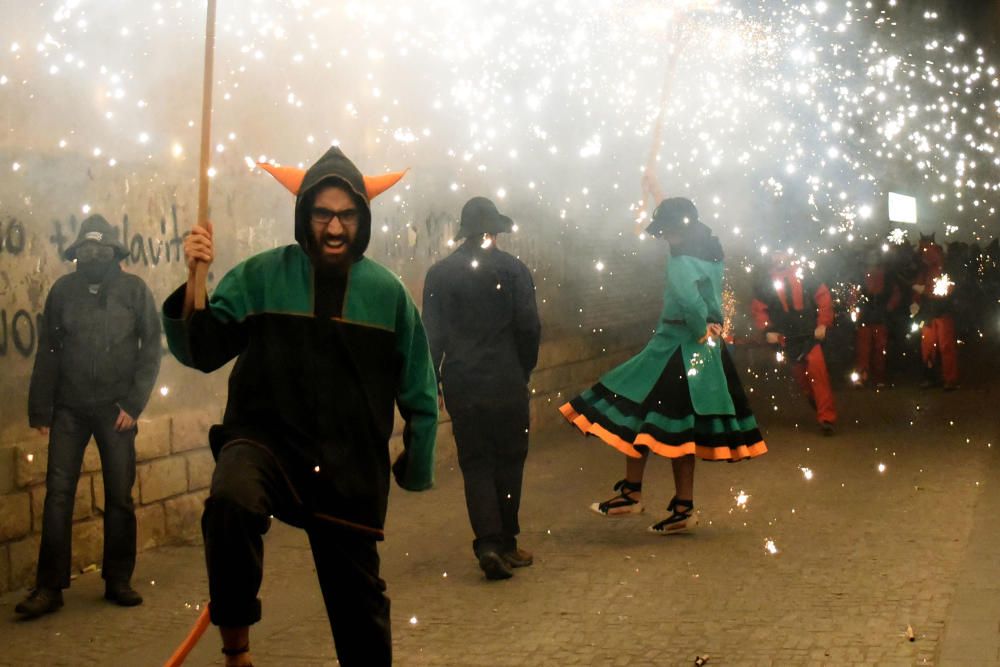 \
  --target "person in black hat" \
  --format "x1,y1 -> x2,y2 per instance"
18,214 -> 161,618
561,198 -> 766,534
422,197 -> 541,580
